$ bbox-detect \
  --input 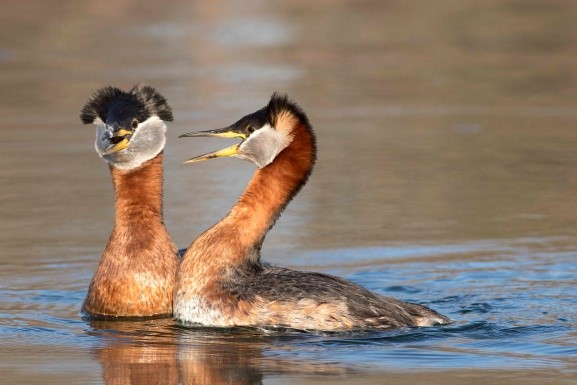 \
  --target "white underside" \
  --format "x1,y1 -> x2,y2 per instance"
173,296 -> 231,326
